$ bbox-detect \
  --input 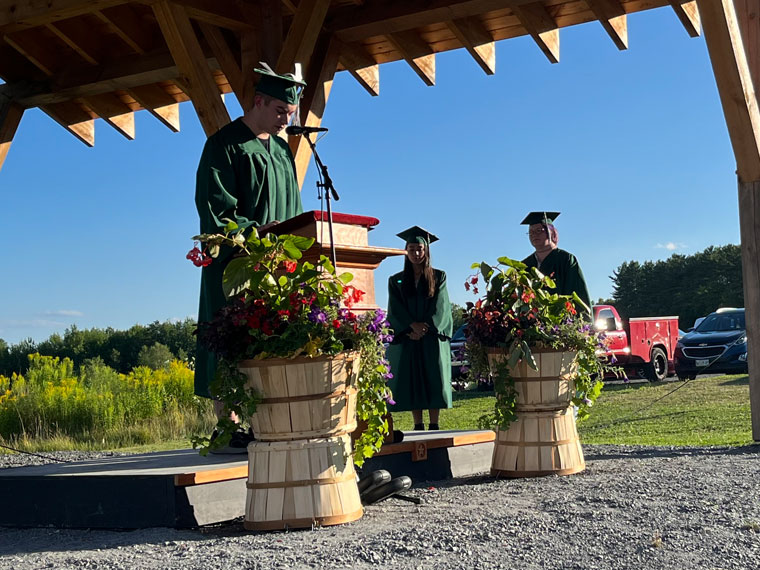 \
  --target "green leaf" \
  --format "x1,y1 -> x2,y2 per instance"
278,275 -> 288,286
288,235 -> 316,250
282,242 -> 303,260
222,257 -> 252,297
338,272 -> 353,284
223,220 -> 239,232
